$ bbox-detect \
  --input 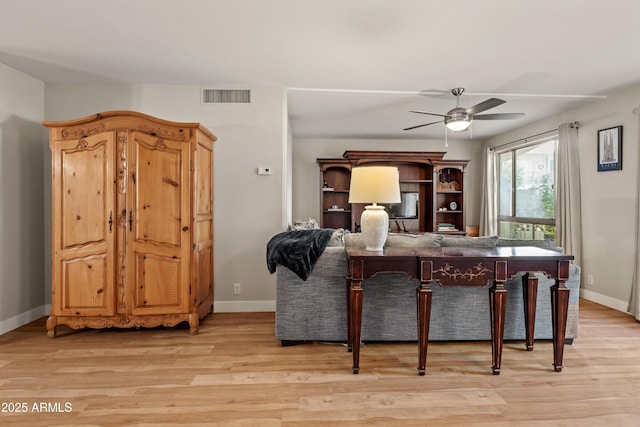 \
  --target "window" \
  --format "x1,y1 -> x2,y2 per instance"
497,136 -> 557,240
